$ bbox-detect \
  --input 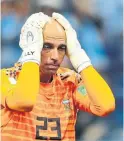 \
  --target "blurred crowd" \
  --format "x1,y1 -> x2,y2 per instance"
1,0 -> 123,141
